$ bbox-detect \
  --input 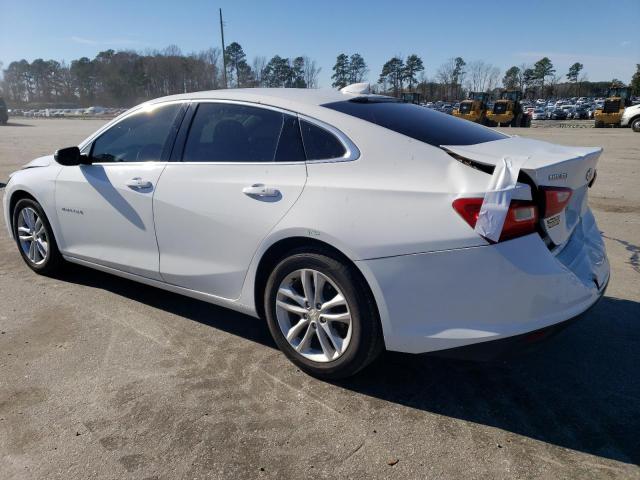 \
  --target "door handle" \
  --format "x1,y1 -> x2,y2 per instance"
126,177 -> 153,190
242,184 -> 280,198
